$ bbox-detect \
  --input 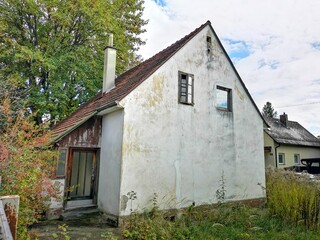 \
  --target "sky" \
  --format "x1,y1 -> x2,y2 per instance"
137,0 -> 320,137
